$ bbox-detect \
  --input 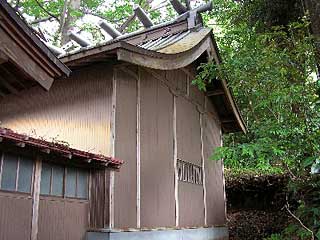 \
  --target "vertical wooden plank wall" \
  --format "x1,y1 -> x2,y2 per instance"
176,96 -> 205,227
0,193 -> 32,239
90,169 -> 109,229
38,198 -> 88,240
0,63 -> 114,156
203,100 -> 226,226
114,67 -> 138,228
112,65 -> 226,229
139,68 -> 175,228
